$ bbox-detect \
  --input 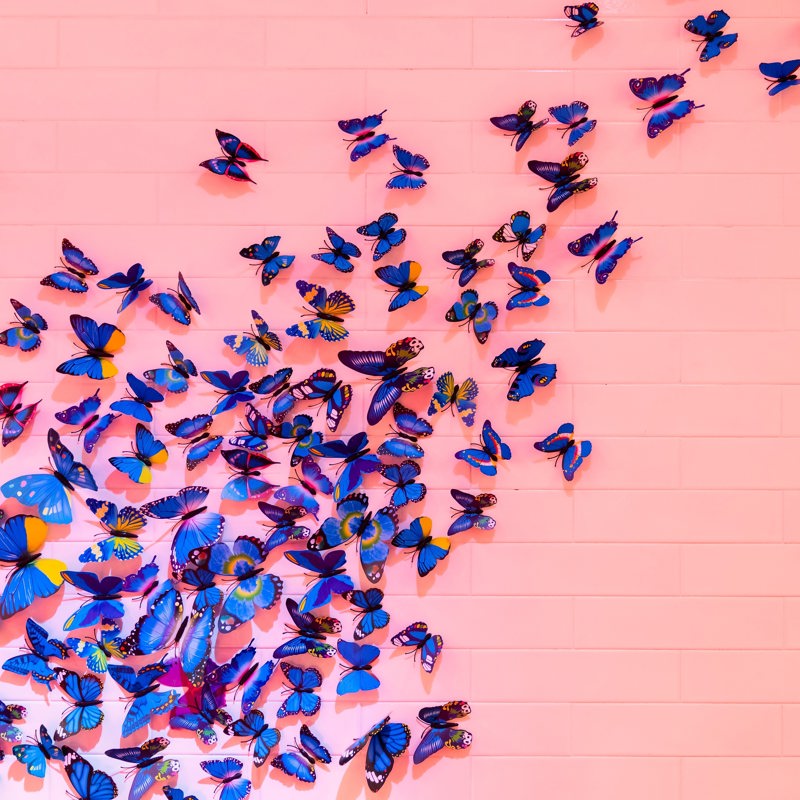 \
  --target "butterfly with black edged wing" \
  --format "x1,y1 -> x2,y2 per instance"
149,272 -> 201,326
257,501 -> 311,552
105,737 -> 180,800
41,238 -> 99,293
565,2 -> 603,36
118,580 -> 184,658
312,227 -> 361,273
220,448 -> 276,502
66,620 -> 123,674
339,716 -> 411,793
224,710 -> 280,768
414,701 -> 472,764
271,724 -> 331,783
107,661 -> 180,738
339,109 -> 395,161
534,422 -> 592,481
337,639 -> 381,695
357,212 -> 406,261
224,309 -> 282,367
378,401 -> 433,459
0,382 -> 39,447
200,128 -> 266,182
442,238 -> 494,287
568,210 -> 642,284
0,299 -> 47,351
759,59 -> 800,95
428,372 -> 478,428
62,746 -> 118,800
56,314 -> 125,380
386,145 -> 429,189
249,367 -> 295,420
170,682 -> 231,746
507,263 -> 551,310
491,338 -> 557,401
266,412 -> 323,467
446,289 -> 498,345
277,663 -> 322,718
285,549 -> 354,613
97,263 -> 152,313
343,588 -> 390,640
374,259 -> 428,311
309,430 -> 382,500
2,618 -> 69,685
391,622 -> 443,674
79,499 -> 146,563
273,597 -> 339,659
289,367 -> 352,432
629,69 -> 704,139
455,419 -> 512,477
548,101 -> 597,146
12,724 -> 63,777
0,697 -> 25,746
166,414 -> 223,471
110,372 -> 164,423
200,369 -> 254,415
392,516 -> 449,578
239,234 -> 295,287
53,668 -> 104,740
685,10 -> 738,62
492,210 -> 545,262
199,757 -> 250,800
489,100 -> 548,151
285,279 -> 355,342
527,151 -> 597,212
144,340 -> 197,394
55,390 -> 117,454
381,459 -> 426,507
273,455 -> 333,519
